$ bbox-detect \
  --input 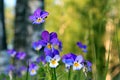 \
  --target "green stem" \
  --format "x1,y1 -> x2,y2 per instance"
68,68 -> 71,80
115,23 -> 120,63
26,61 -> 29,80
53,68 -> 57,80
